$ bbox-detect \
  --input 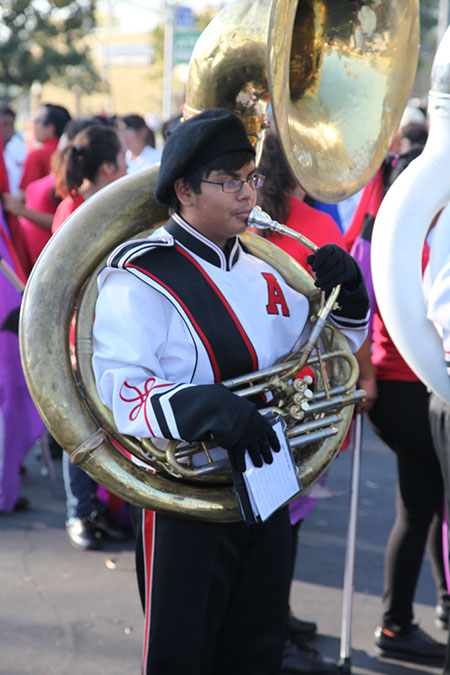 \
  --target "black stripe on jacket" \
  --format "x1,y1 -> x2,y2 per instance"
125,245 -> 258,383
